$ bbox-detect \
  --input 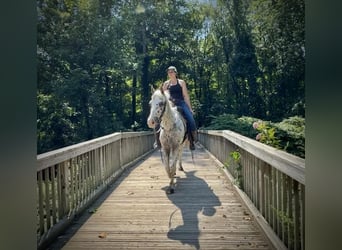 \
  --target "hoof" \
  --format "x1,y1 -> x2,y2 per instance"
178,166 -> 184,171
167,188 -> 174,194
